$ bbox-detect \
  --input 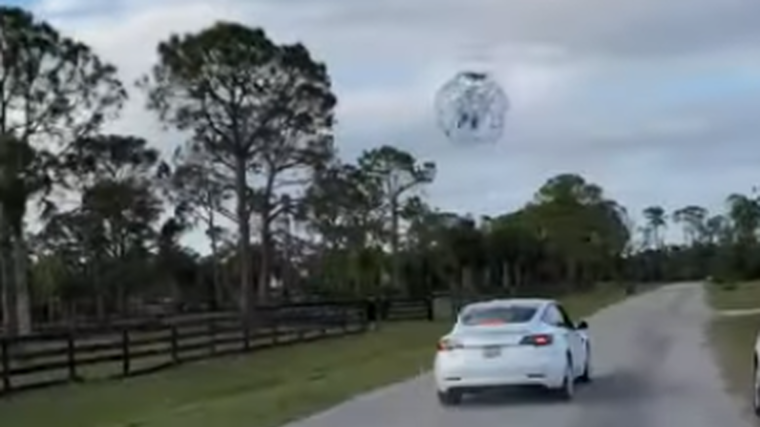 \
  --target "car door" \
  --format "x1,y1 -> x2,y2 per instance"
555,303 -> 585,374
